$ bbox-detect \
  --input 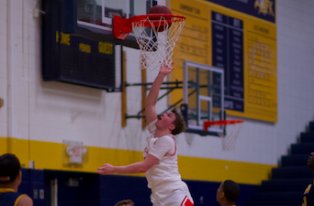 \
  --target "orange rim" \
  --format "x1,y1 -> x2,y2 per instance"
203,120 -> 243,131
129,14 -> 185,27
113,14 -> 185,40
